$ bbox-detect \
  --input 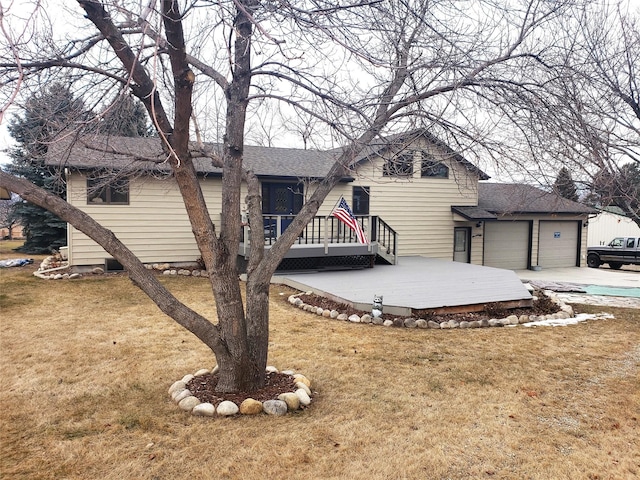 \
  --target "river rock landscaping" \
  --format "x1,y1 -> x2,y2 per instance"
169,366 -> 313,417
286,288 -> 576,329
